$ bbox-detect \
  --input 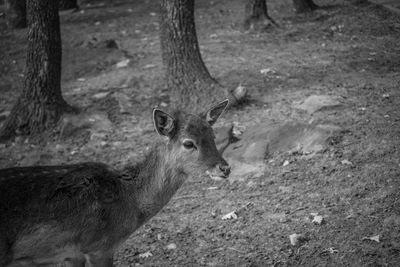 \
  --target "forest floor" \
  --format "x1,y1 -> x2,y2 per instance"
1,0 -> 400,266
